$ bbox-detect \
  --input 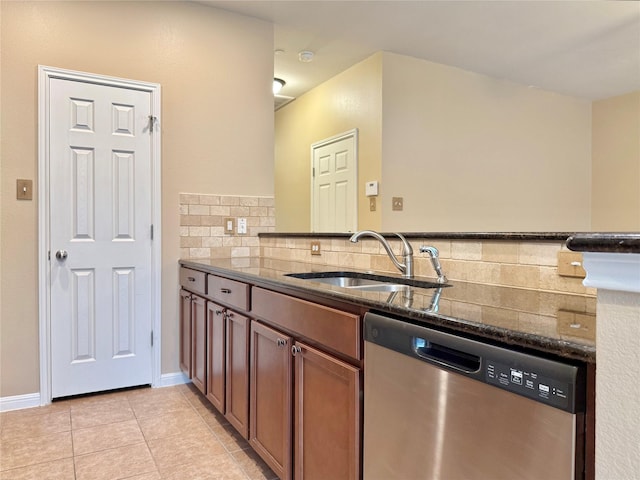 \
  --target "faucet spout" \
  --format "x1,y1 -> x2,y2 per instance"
349,230 -> 413,278
419,245 -> 448,284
